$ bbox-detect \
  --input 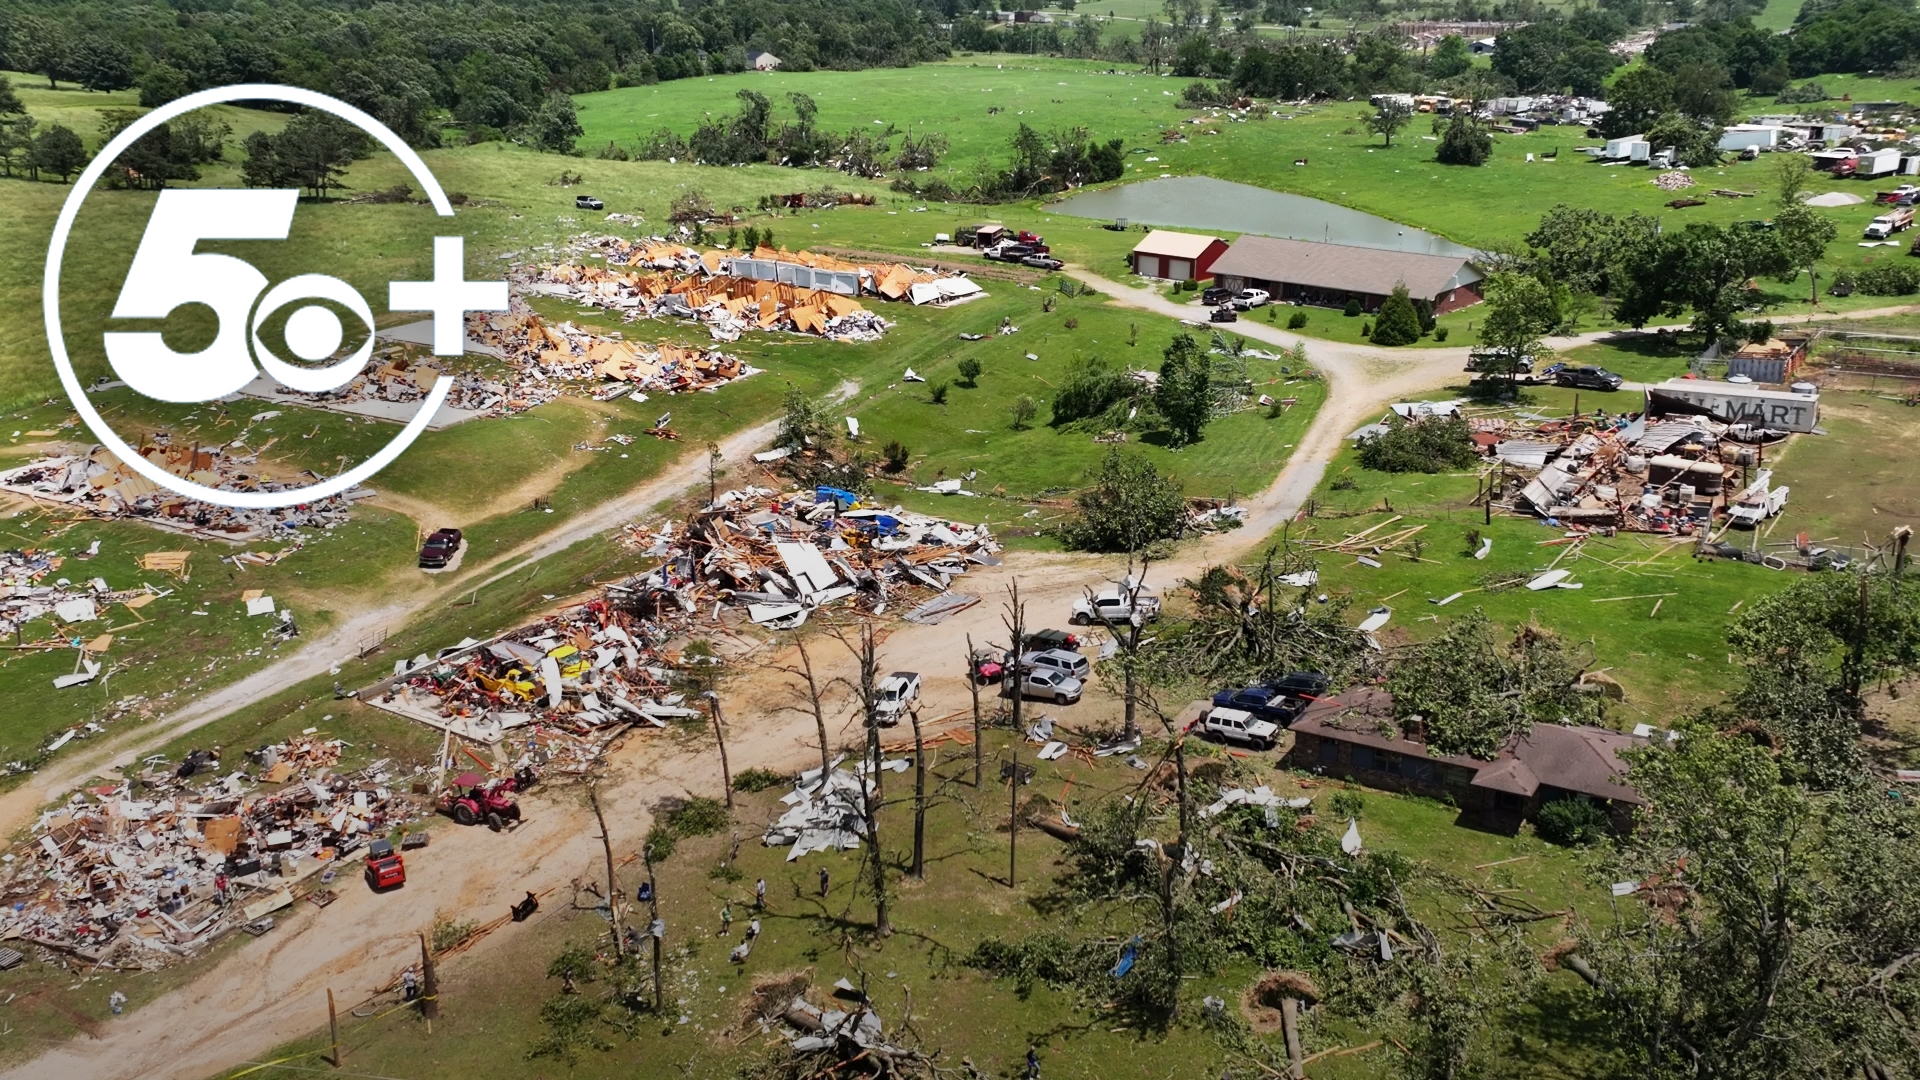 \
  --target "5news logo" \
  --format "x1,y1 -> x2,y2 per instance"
42,84 -> 508,510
